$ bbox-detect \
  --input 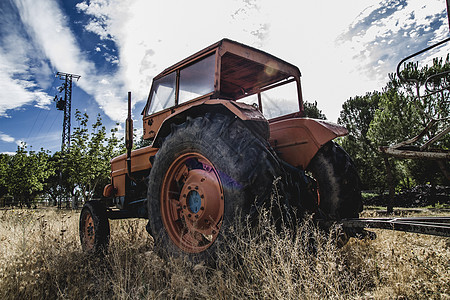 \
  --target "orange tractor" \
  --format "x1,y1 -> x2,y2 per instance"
79,39 -> 363,259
